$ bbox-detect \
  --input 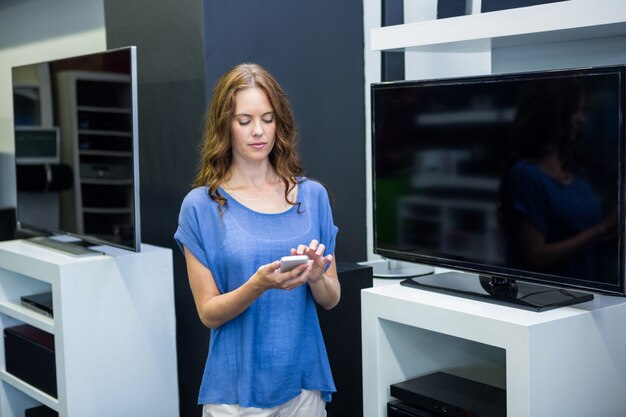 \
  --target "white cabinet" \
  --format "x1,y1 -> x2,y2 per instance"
361,283 -> 626,417
0,240 -> 179,417
361,2 -> 626,415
